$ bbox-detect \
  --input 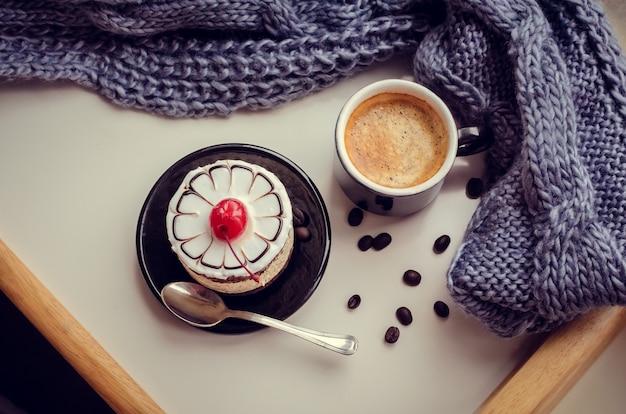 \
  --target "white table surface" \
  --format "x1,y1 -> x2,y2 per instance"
1,2 -> 625,413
